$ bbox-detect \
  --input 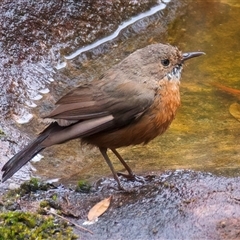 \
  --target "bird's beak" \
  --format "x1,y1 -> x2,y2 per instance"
182,52 -> 205,62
